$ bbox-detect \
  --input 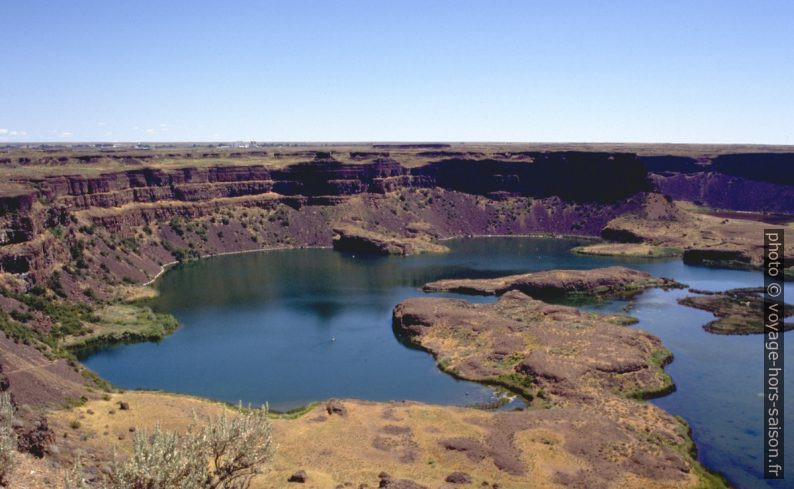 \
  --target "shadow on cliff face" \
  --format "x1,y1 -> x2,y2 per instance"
413,152 -> 650,203
642,152 -> 794,213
